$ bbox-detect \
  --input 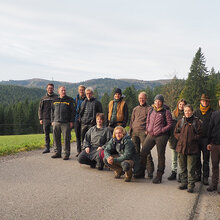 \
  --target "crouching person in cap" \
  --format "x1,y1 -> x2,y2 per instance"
207,97 -> 220,193
106,88 -> 128,133
78,113 -> 112,170
104,126 -> 140,182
